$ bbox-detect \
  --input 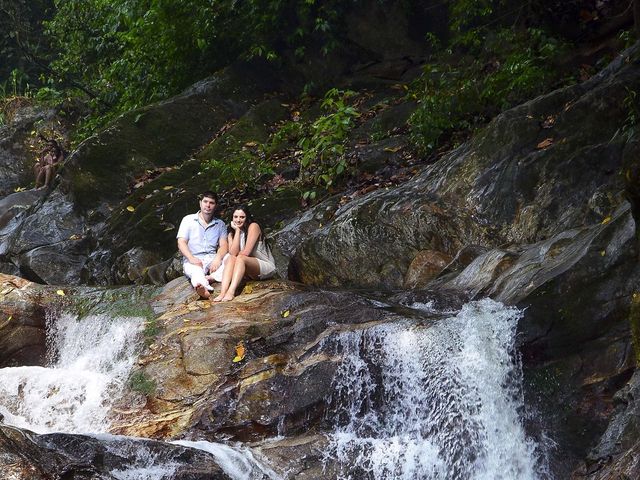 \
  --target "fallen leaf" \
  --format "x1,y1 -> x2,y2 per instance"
13,186 -> 26,192
233,342 -> 246,363
384,146 -> 402,153
162,185 -> 174,190
601,216 -> 611,225
600,250 -> 606,256
244,141 -> 257,147
56,290 -> 65,296
69,234 -> 82,240
243,284 -> 253,294
541,115 -> 556,129
281,309 -> 290,318
7,315 -> 12,322
126,206 -> 135,212
536,138 -> 554,149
